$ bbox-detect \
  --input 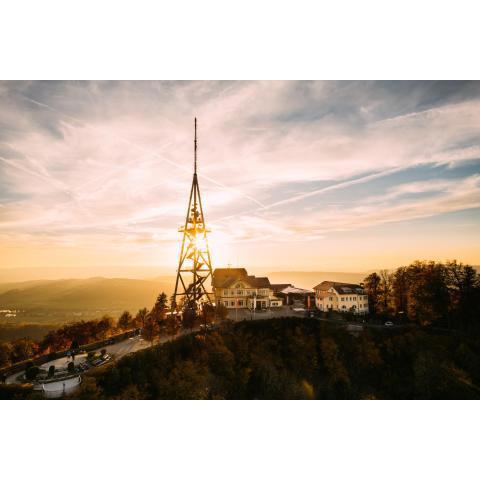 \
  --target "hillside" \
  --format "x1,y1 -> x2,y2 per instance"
72,318 -> 480,400
0,277 -> 174,311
